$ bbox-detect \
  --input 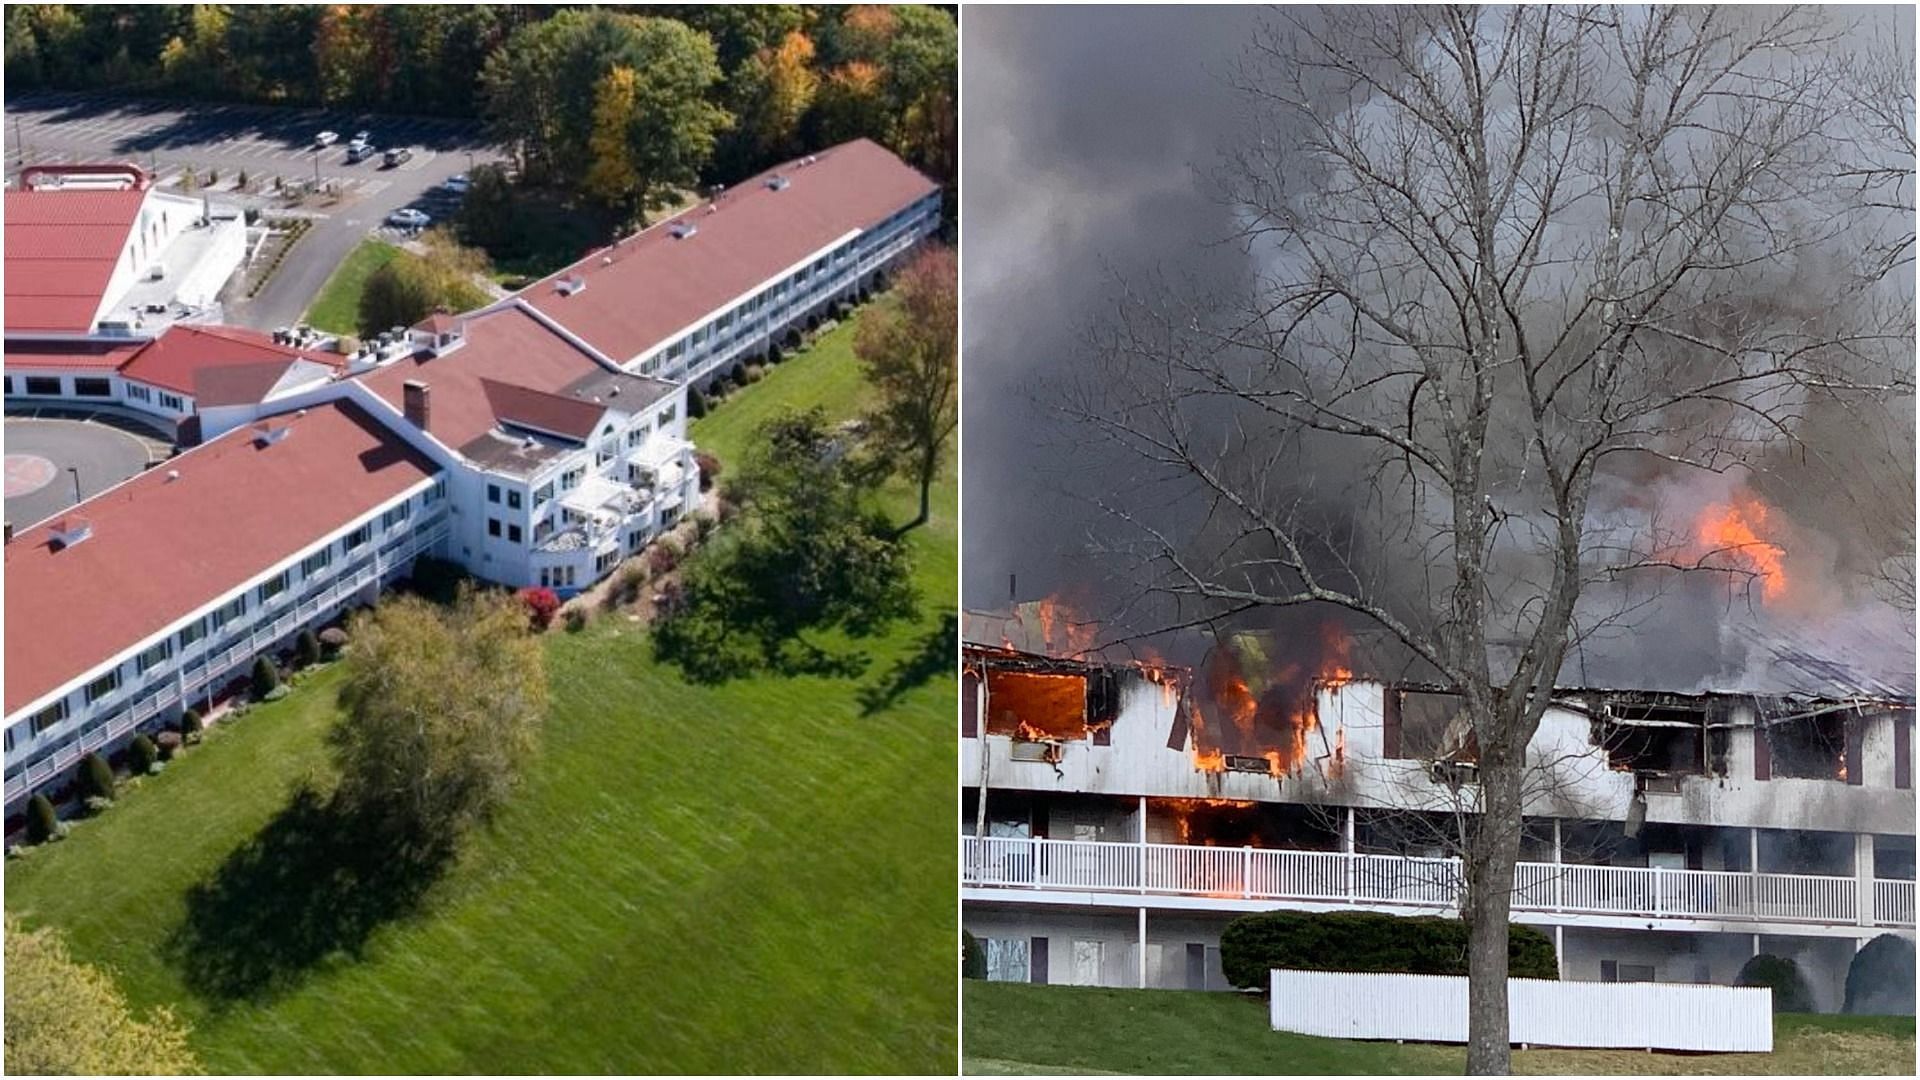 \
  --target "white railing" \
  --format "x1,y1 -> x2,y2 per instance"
1876,878 -> 1915,927
960,836 -> 1912,929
